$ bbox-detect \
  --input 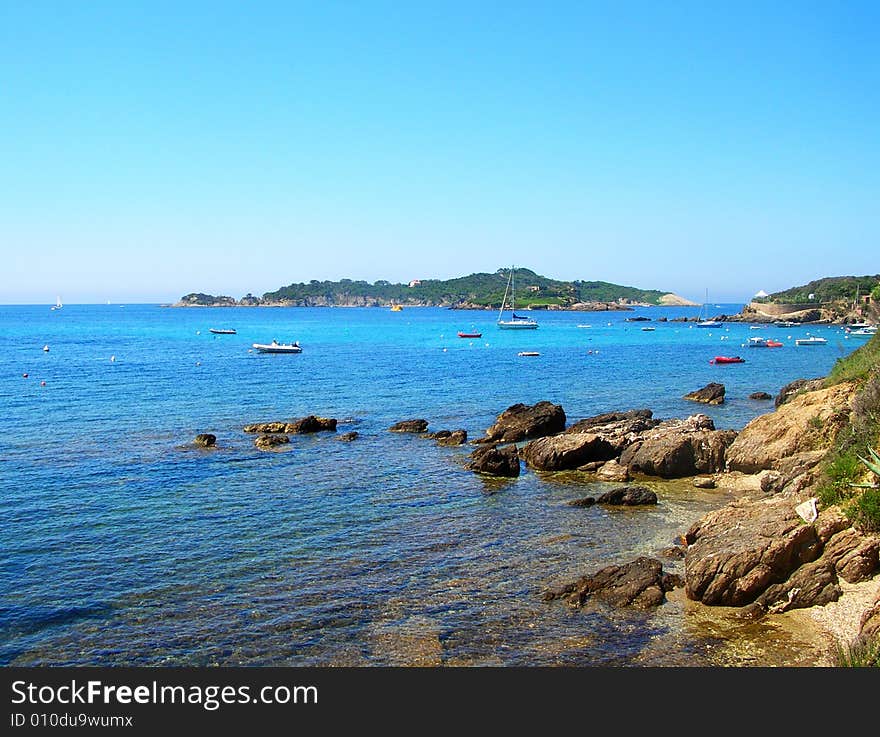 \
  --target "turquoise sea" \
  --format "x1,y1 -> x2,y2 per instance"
0,303 -> 865,666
